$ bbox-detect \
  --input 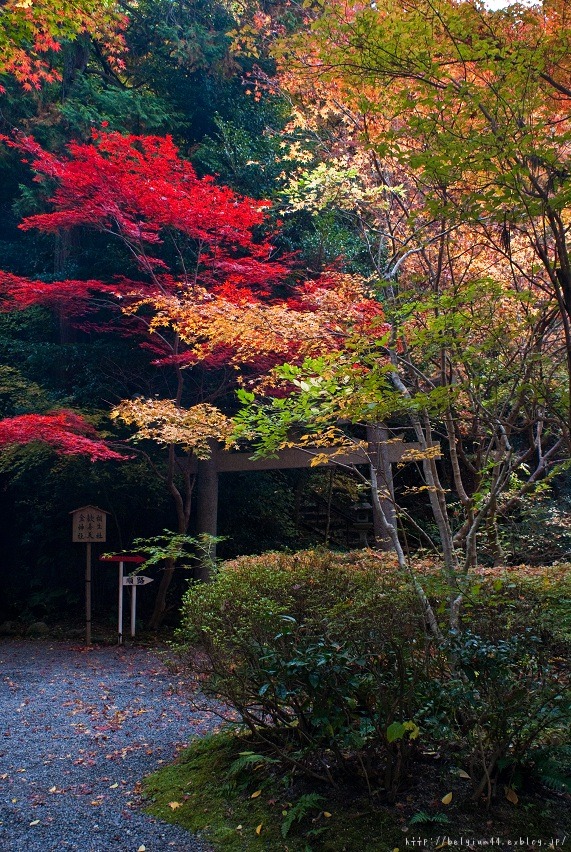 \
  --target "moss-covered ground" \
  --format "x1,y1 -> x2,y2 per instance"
143,730 -> 570,851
